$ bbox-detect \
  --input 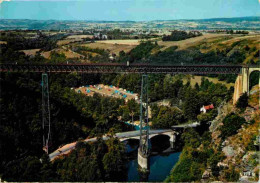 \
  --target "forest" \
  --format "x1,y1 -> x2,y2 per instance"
162,30 -> 202,41
0,67 -> 235,181
0,32 -> 258,181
